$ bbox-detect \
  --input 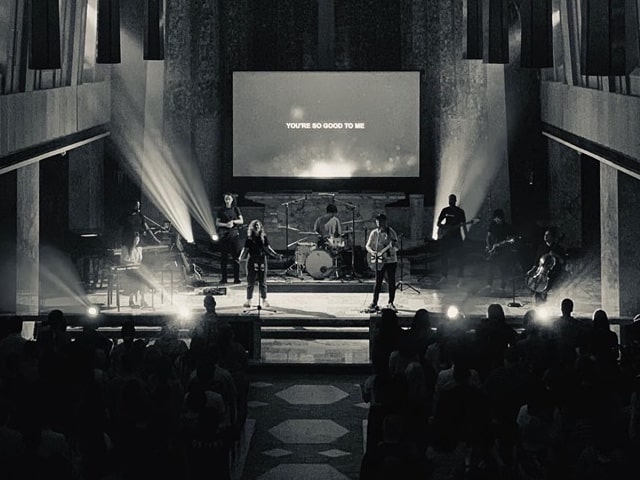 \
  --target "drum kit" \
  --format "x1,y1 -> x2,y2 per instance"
279,220 -> 368,280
